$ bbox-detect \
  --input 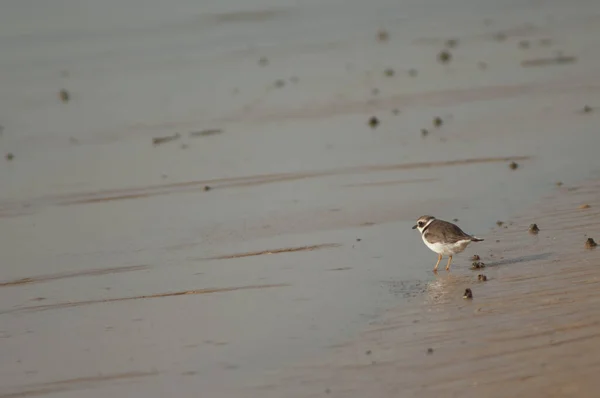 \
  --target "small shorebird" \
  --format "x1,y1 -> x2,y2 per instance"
412,215 -> 484,271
